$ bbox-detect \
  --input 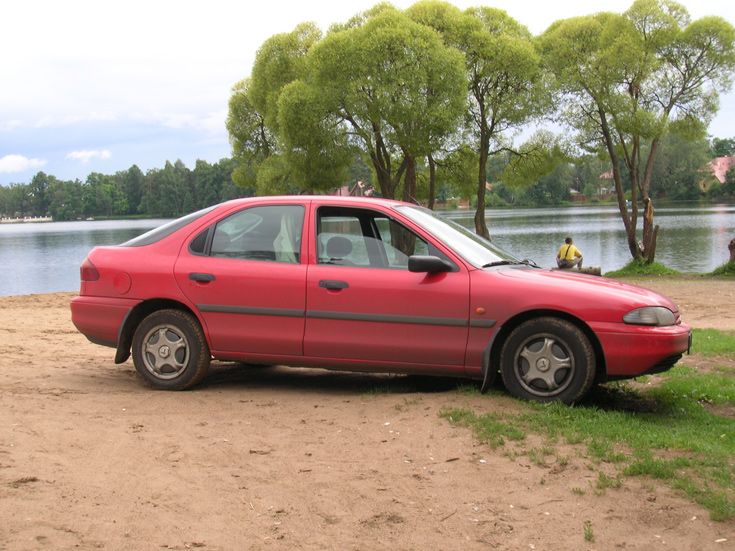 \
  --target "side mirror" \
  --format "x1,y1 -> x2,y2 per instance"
408,255 -> 454,273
